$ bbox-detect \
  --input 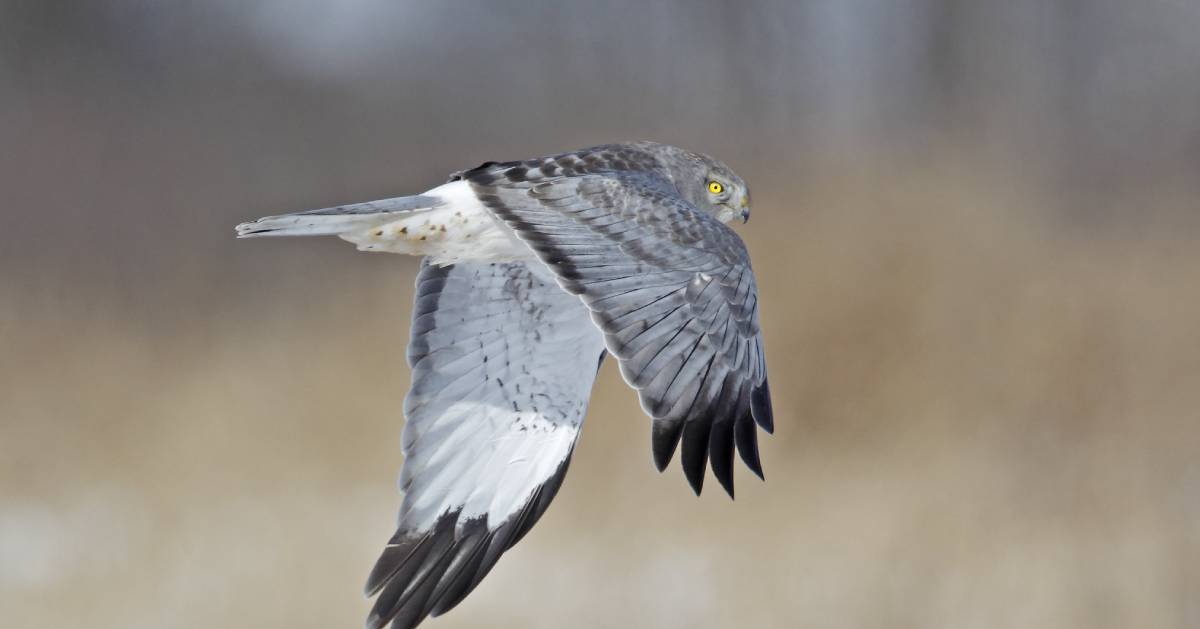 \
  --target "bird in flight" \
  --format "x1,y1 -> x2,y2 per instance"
236,141 -> 773,629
